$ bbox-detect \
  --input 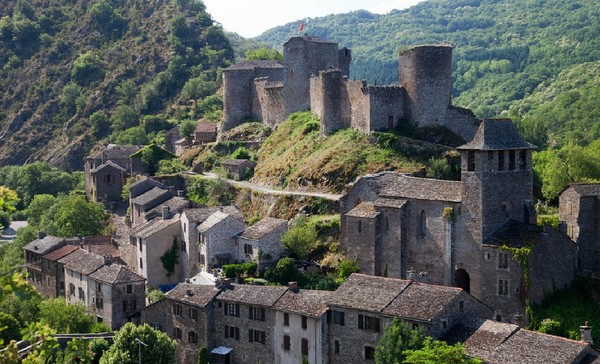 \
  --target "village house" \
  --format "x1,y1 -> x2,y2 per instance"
198,211 -> 247,270
194,122 -> 218,145
235,217 -> 288,267
24,235 -> 68,296
221,159 -> 253,181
